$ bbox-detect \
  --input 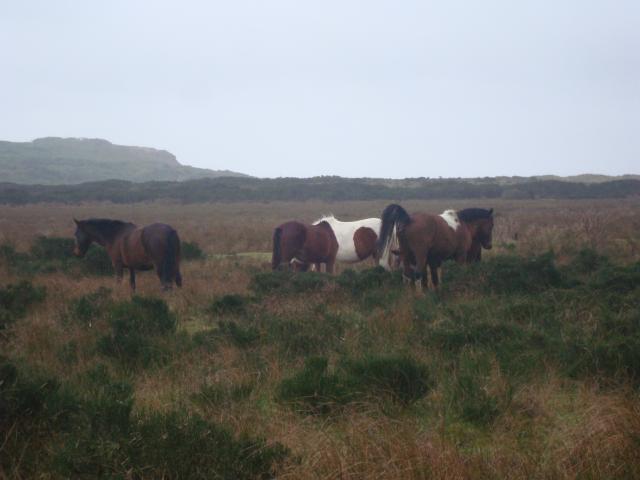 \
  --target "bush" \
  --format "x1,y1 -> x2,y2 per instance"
127,411 -> 288,479
446,350 -> 505,426
217,320 -> 260,348
66,287 -> 112,327
209,294 -> 250,316
250,271 -> 331,296
98,296 -> 177,368
443,252 -> 565,295
345,355 -> 432,406
0,236 -> 112,277
0,280 -> 46,328
277,354 -> 432,414
181,241 -> 206,260
277,357 -> 351,414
